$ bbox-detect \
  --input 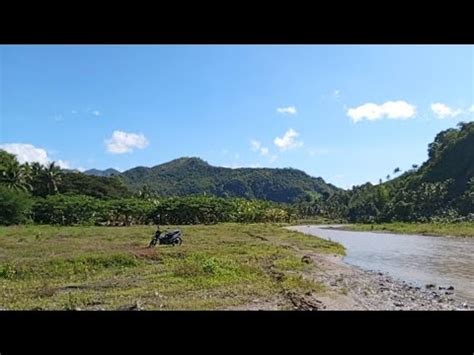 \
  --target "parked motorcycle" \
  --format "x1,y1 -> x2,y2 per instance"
149,227 -> 183,247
